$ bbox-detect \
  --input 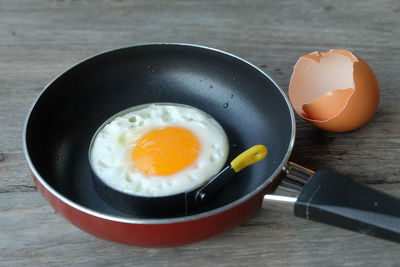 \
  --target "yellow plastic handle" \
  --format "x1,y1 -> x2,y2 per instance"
230,144 -> 268,173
